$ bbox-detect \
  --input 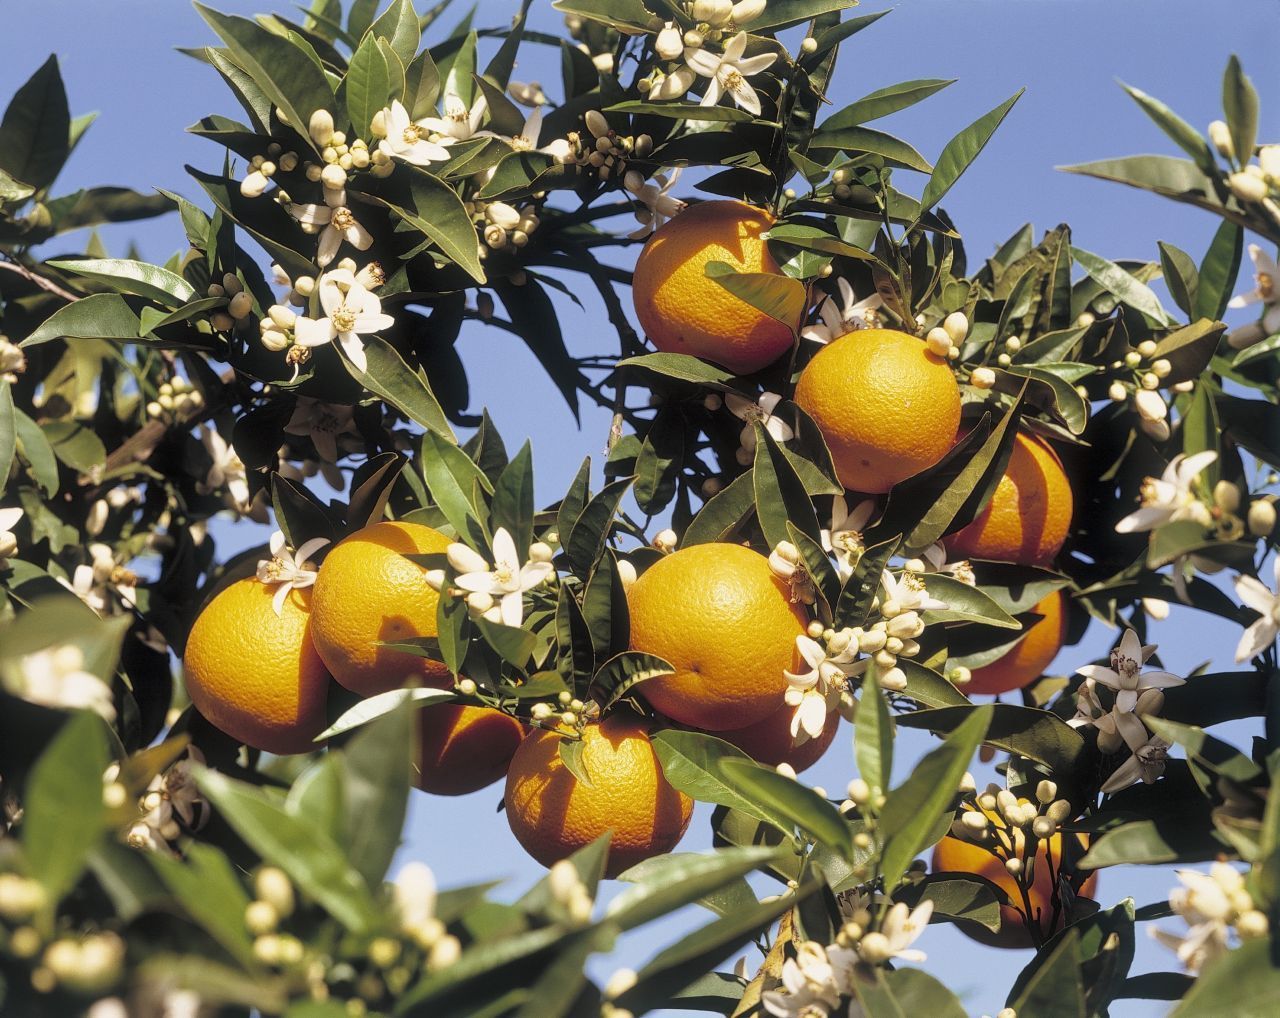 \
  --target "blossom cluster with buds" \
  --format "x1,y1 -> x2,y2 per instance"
801,276 -> 885,345
238,140 -> 301,198
1210,118 -> 1280,228
427,527 -> 554,628
0,335 -> 27,383
4,643 -> 116,721
115,749 -> 208,856
470,198 -> 543,252
1103,336 -> 1186,440
1069,629 -> 1183,793
145,375 -> 204,423
1152,862 -> 1269,973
